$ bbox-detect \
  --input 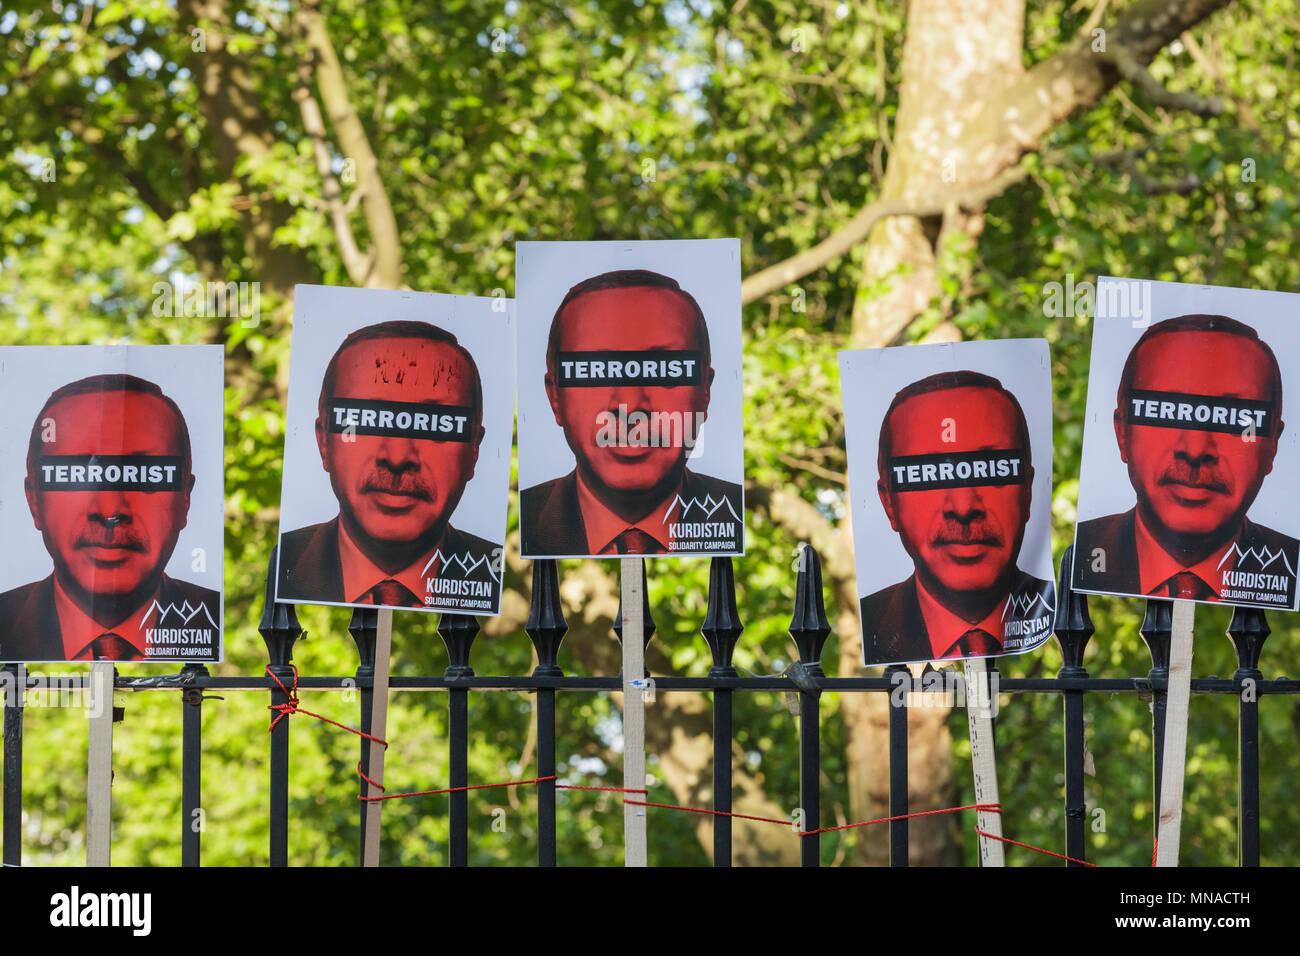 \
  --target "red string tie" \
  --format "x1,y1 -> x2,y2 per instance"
265,665 -> 389,790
